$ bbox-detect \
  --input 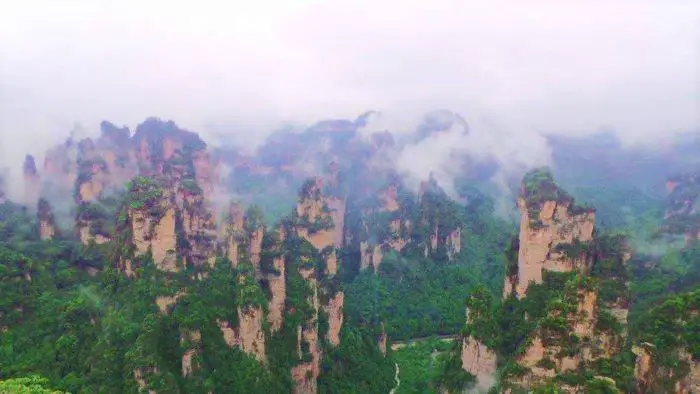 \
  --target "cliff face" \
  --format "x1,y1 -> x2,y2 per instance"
37,198 -> 57,241
461,337 -> 497,385
237,306 -> 267,363
504,171 -> 595,299
290,178 -> 347,393
632,290 -> 700,393
457,169 -> 629,392
663,173 -> 700,241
